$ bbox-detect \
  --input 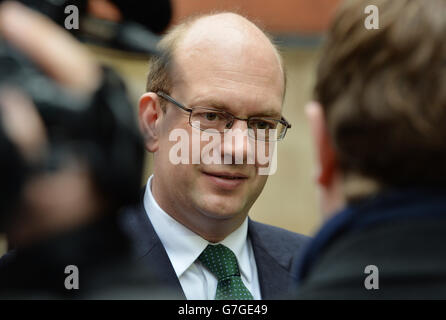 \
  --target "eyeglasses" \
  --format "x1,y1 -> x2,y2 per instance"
157,91 -> 291,141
